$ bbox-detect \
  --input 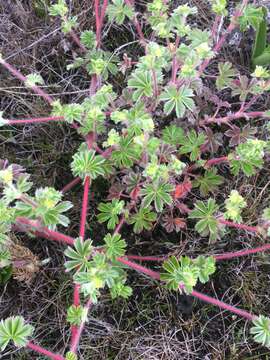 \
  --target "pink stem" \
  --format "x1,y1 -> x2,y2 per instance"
95,0 -> 101,46
116,258 -> 256,322
214,243 -> 270,261
171,36 -> 180,83
99,0 -> 109,37
69,30 -> 87,52
124,0 -> 146,45
200,111 -> 268,126
71,176 -> 91,341
15,217 -> 74,245
199,0 -> 248,74
0,59 -> 54,105
7,116 -> 64,125
114,216 -> 126,235
61,177 -> 81,193
205,156 -> 228,167
116,257 -> 161,280
125,255 -> 167,262
70,298 -> 92,353
190,288 -> 256,321
219,219 -> 258,233
26,342 -> 65,360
